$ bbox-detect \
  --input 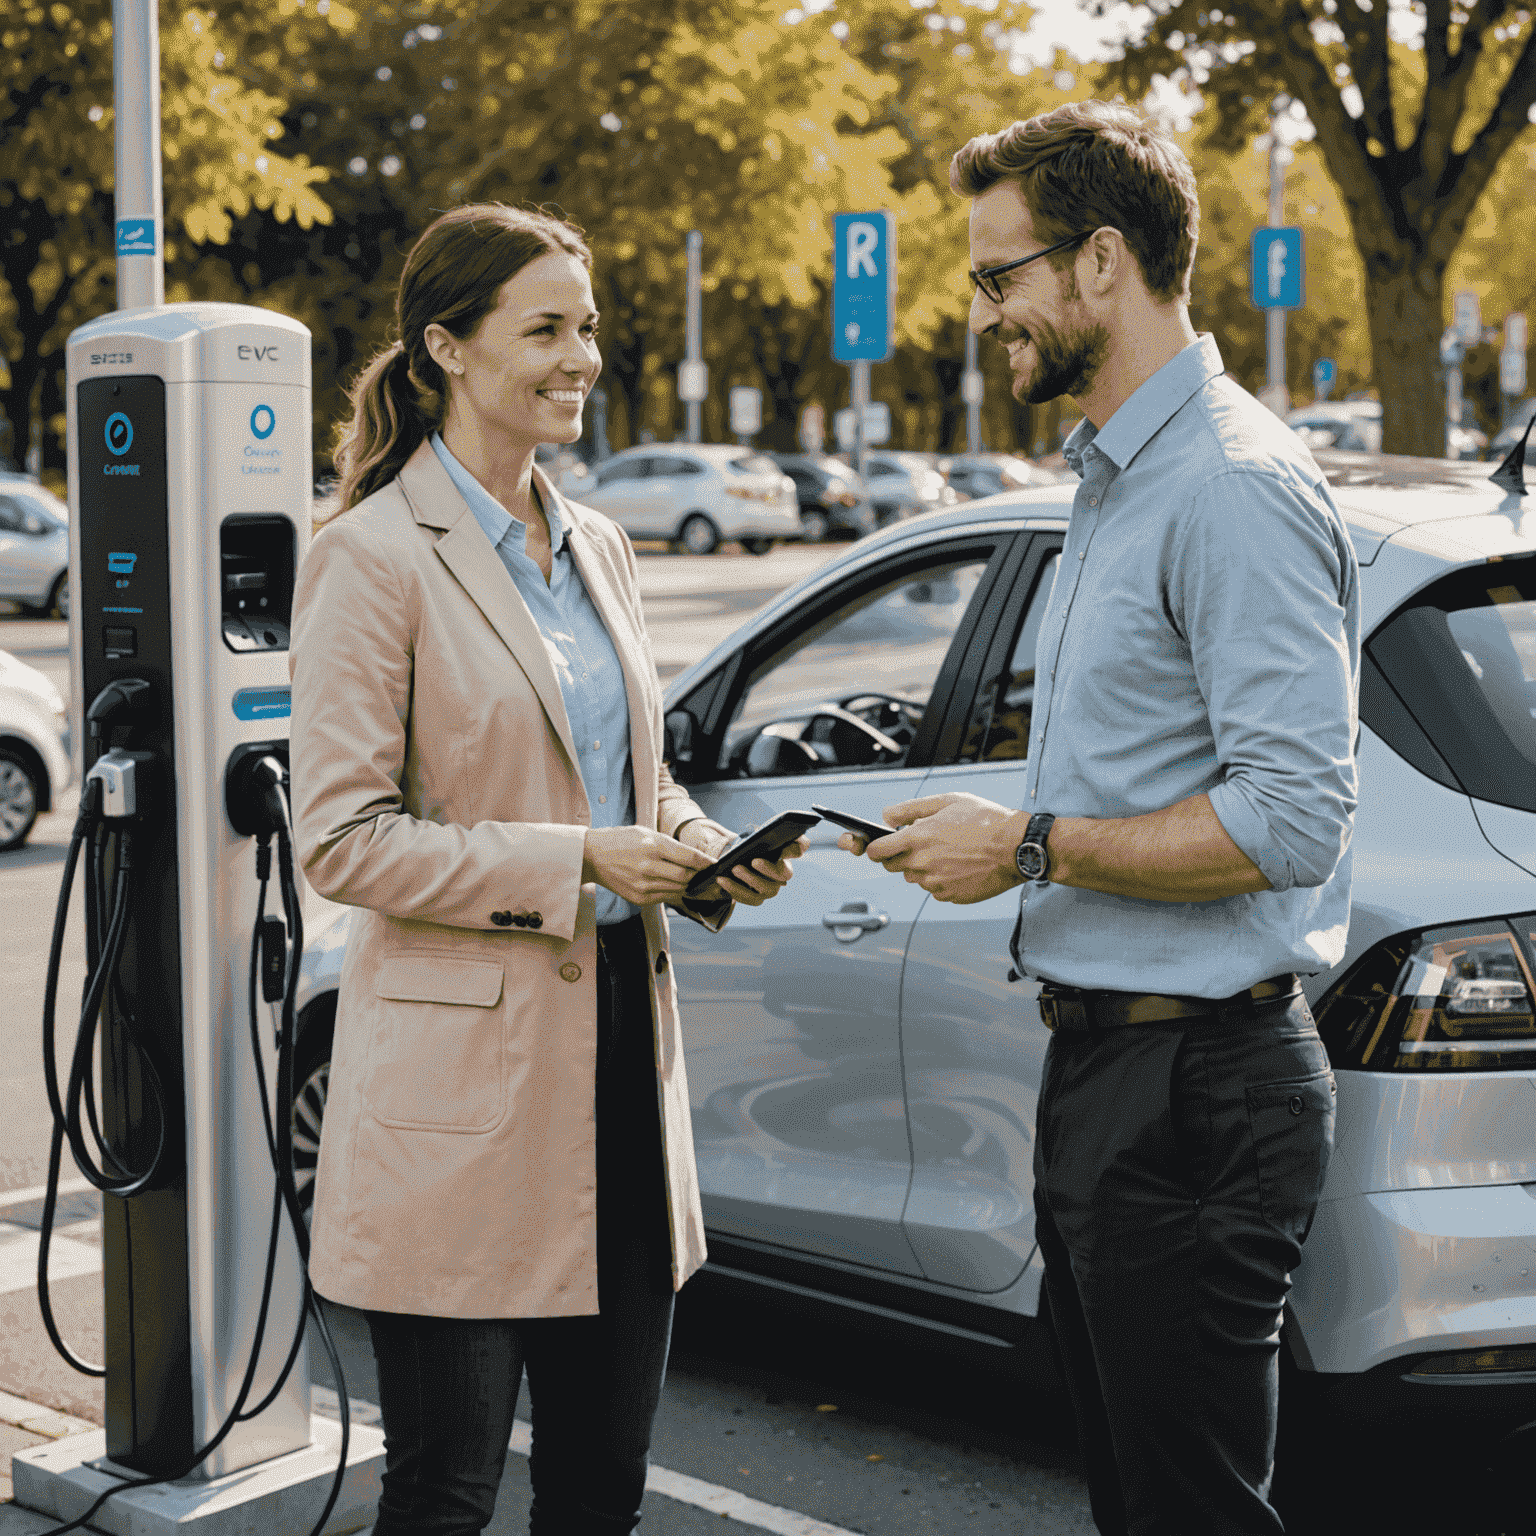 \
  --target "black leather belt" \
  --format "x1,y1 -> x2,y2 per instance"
1038,974 -> 1301,1033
